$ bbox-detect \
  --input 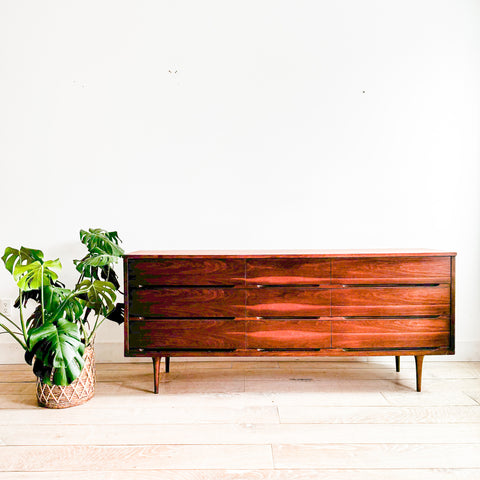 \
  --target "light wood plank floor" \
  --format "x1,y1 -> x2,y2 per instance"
1,358 -> 480,479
